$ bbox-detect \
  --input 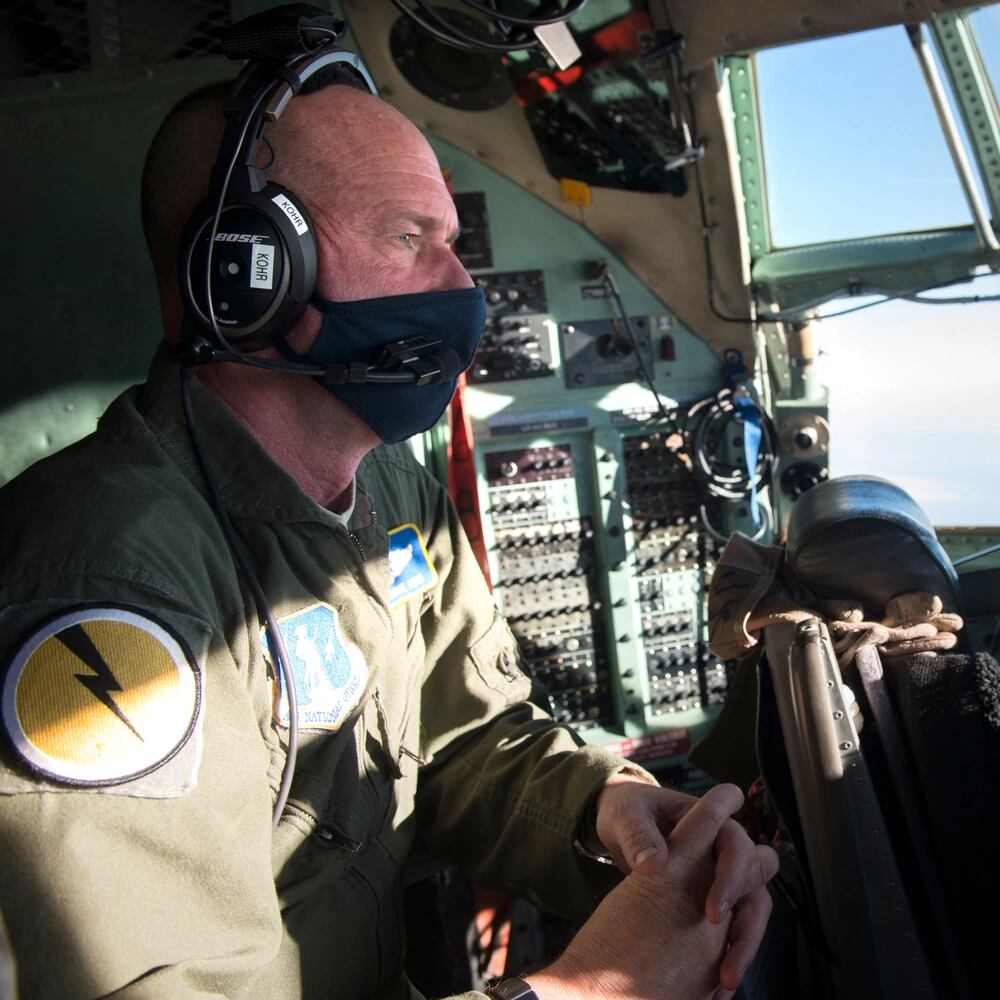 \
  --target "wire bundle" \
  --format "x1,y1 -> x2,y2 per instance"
599,265 -> 777,507
686,388 -> 779,502
388,0 -> 588,53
